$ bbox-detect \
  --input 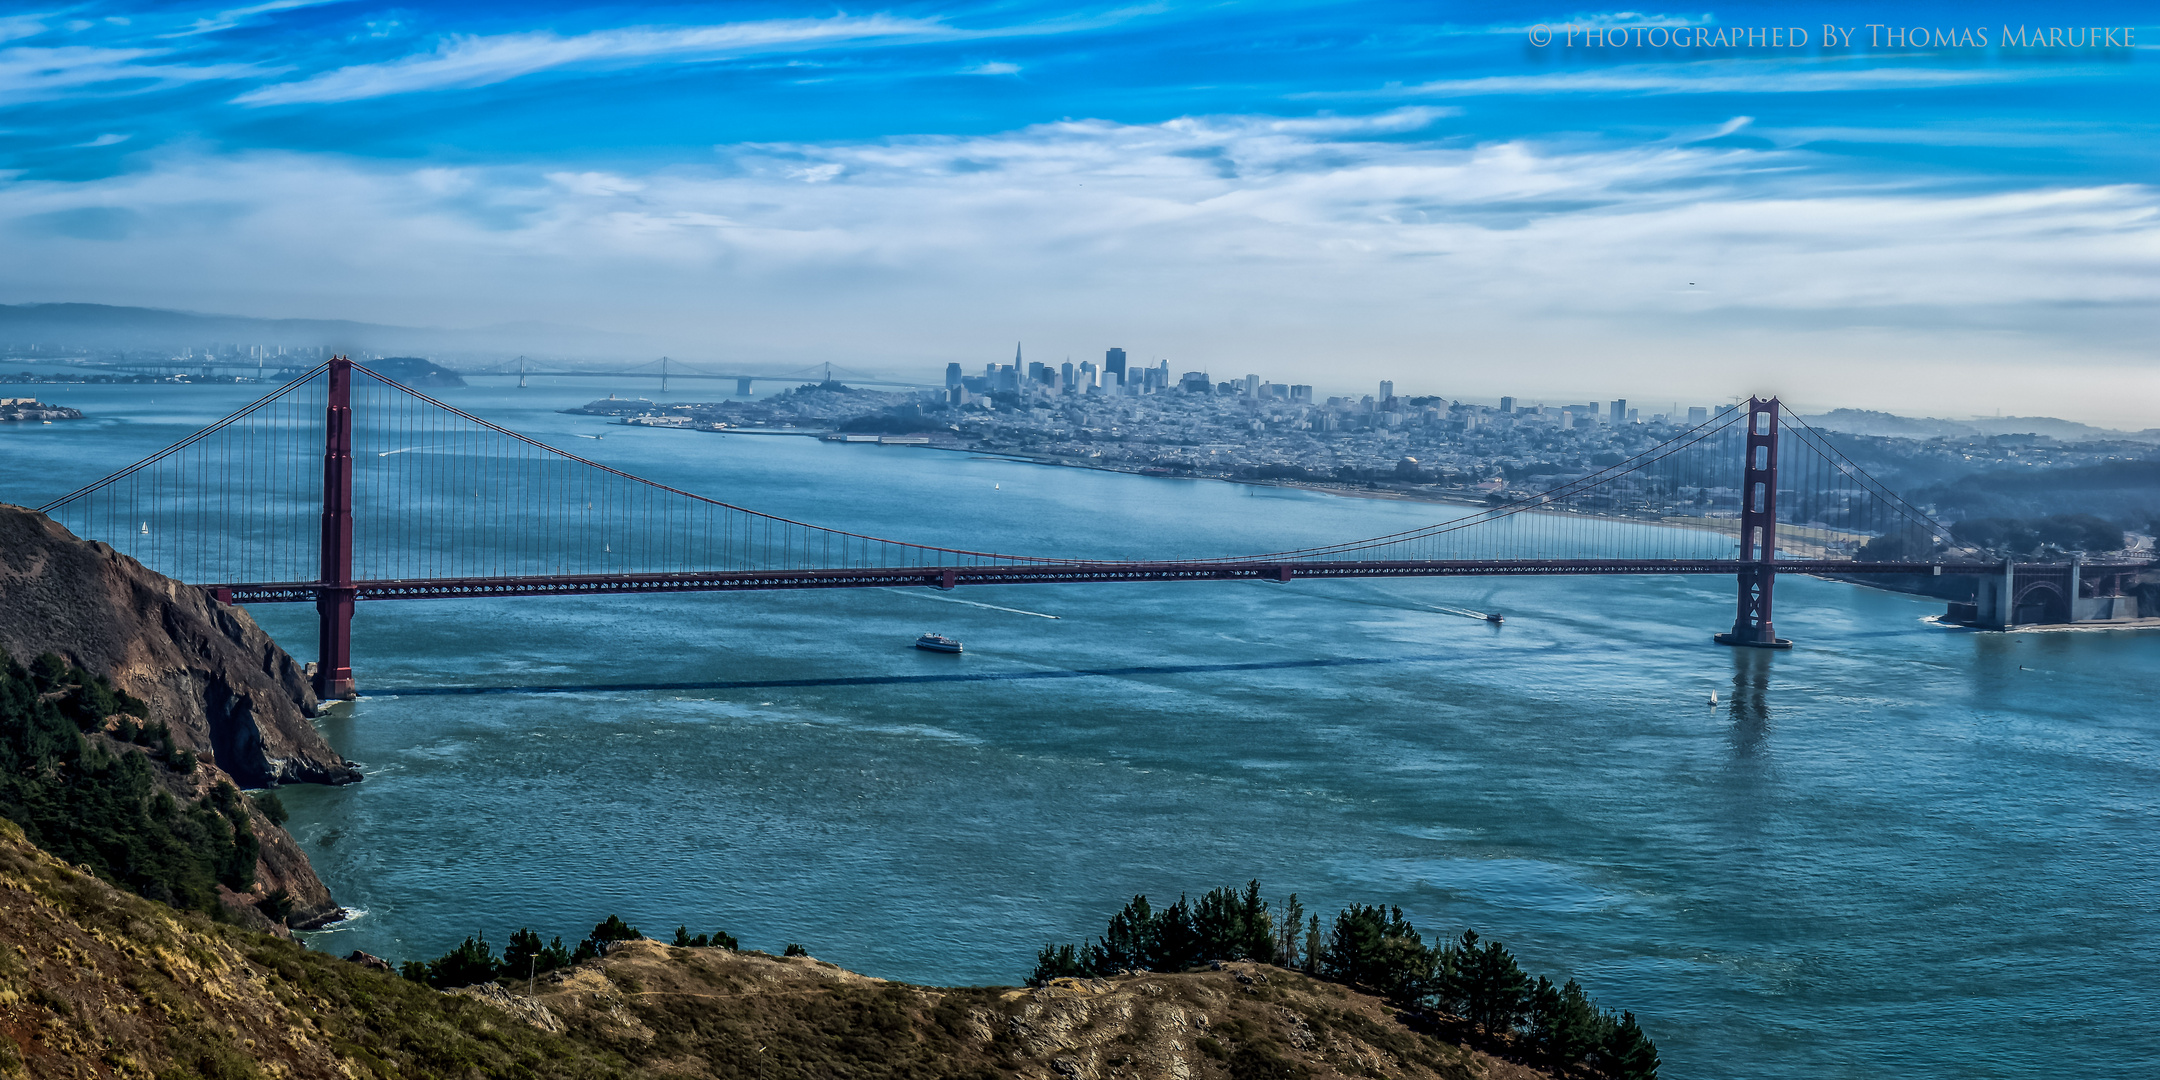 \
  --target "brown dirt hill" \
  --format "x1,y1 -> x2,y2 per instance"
512,940 -> 1557,1080
0,504 -> 357,788
0,819 -> 633,1079
0,822 -> 1562,1080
